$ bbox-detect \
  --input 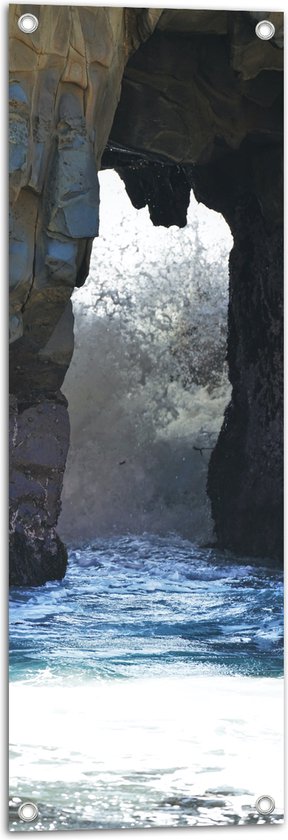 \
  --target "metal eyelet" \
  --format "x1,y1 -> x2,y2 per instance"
18,14 -> 39,34
255,20 -> 275,41
255,795 -> 275,816
18,802 -> 39,822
